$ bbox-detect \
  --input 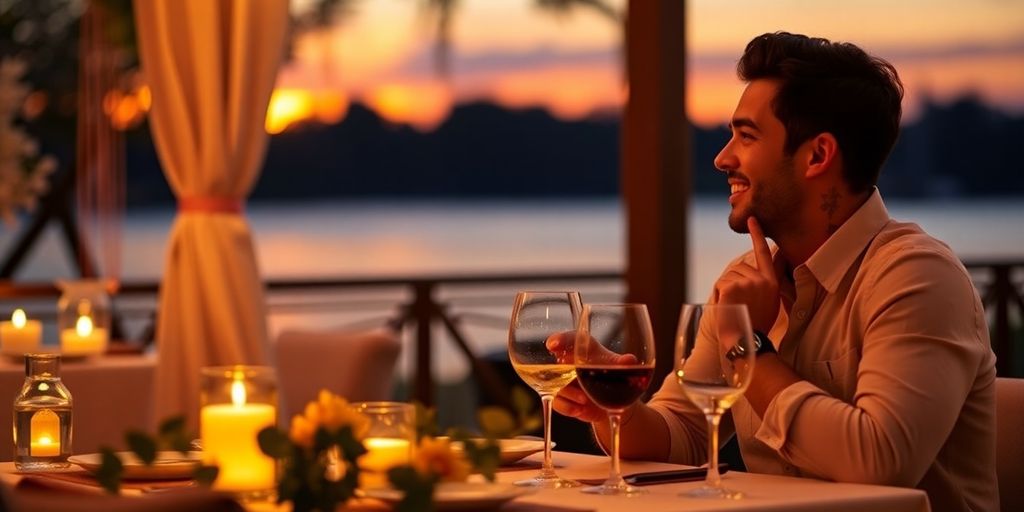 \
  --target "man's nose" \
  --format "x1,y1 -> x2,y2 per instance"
714,142 -> 737,173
